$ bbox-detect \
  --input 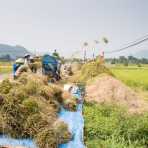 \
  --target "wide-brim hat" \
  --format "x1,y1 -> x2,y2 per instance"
15,58 -> 24,64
